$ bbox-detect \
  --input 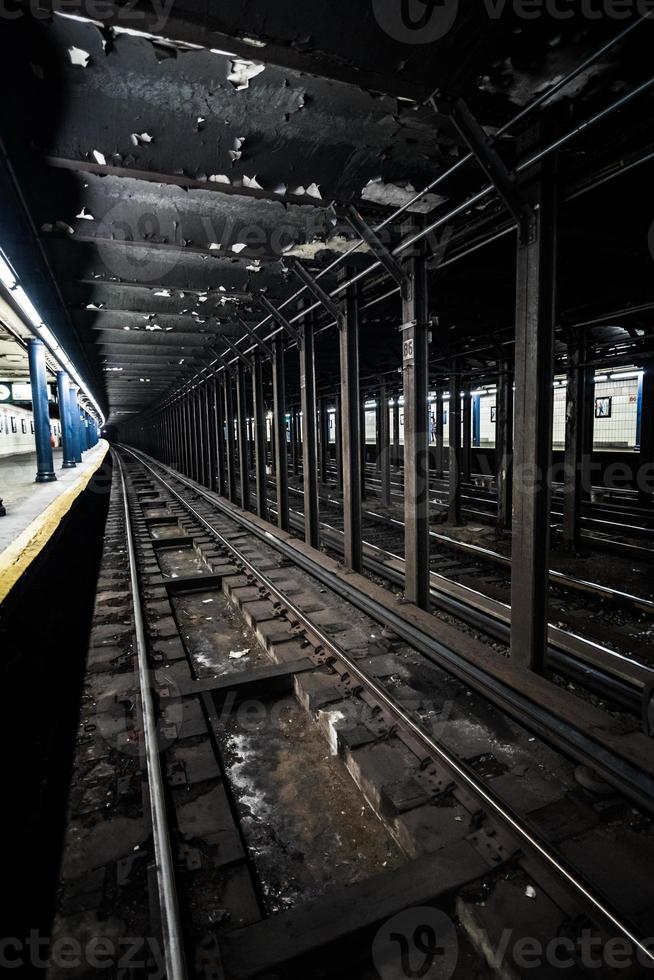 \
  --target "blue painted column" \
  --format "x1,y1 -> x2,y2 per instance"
56,370 -> 76,468
27,338 -> 56,483
82,410 -> 91,450
68,385 -> 82,462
